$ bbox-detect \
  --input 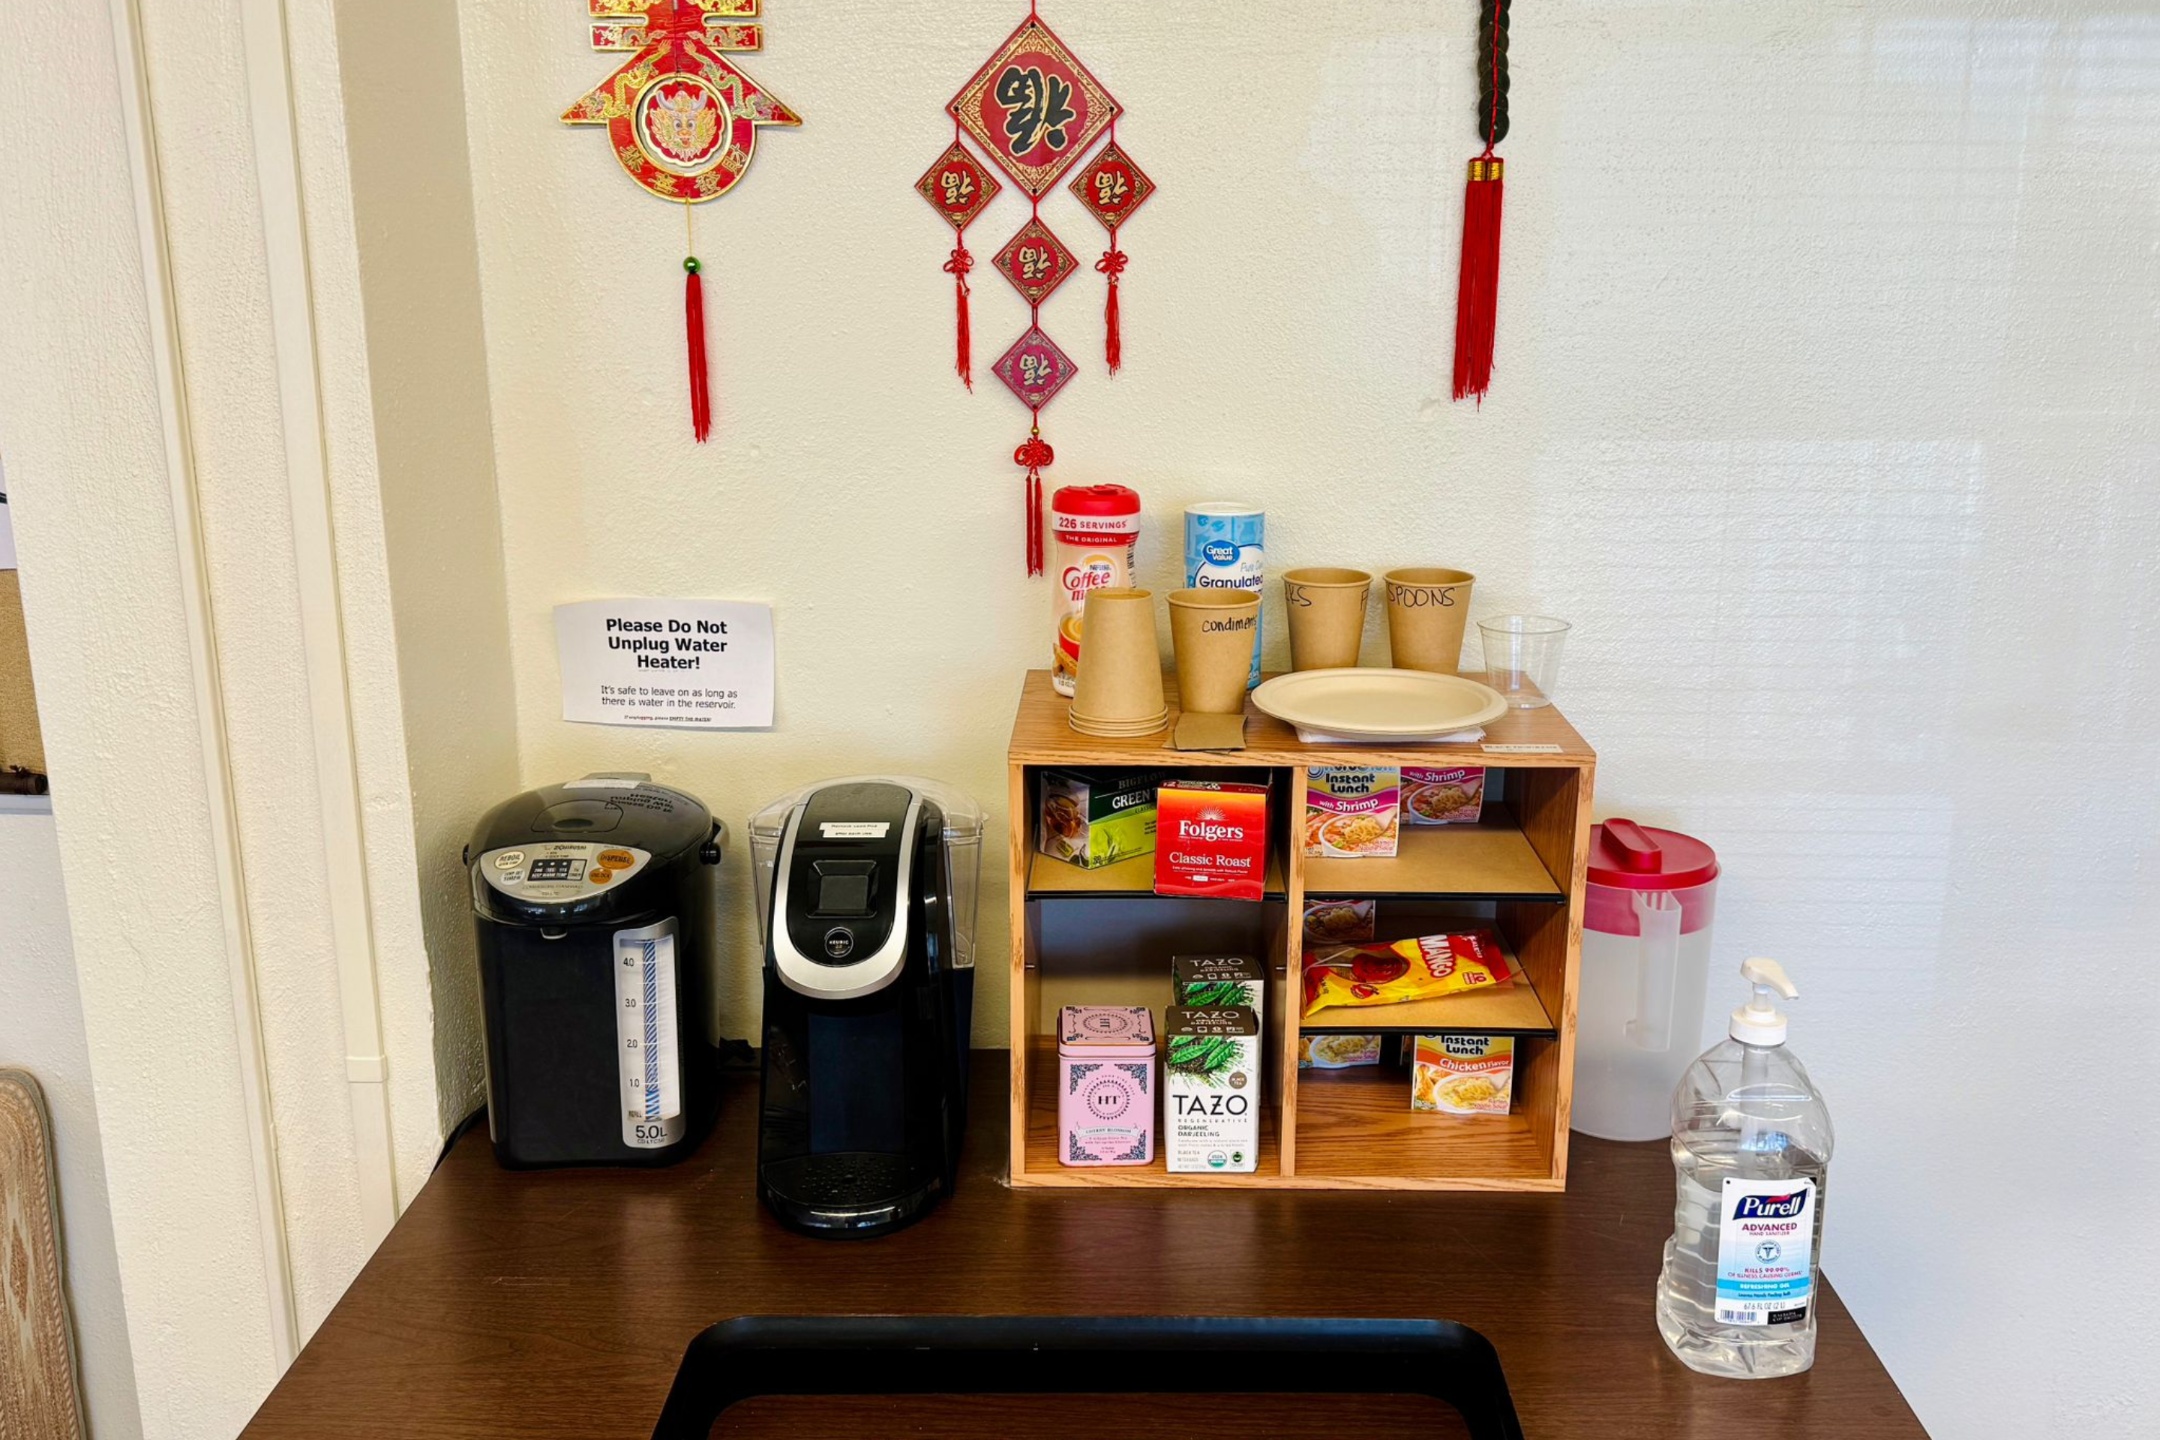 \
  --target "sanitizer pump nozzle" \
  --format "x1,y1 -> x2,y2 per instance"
1729,957 -> 1798,1046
